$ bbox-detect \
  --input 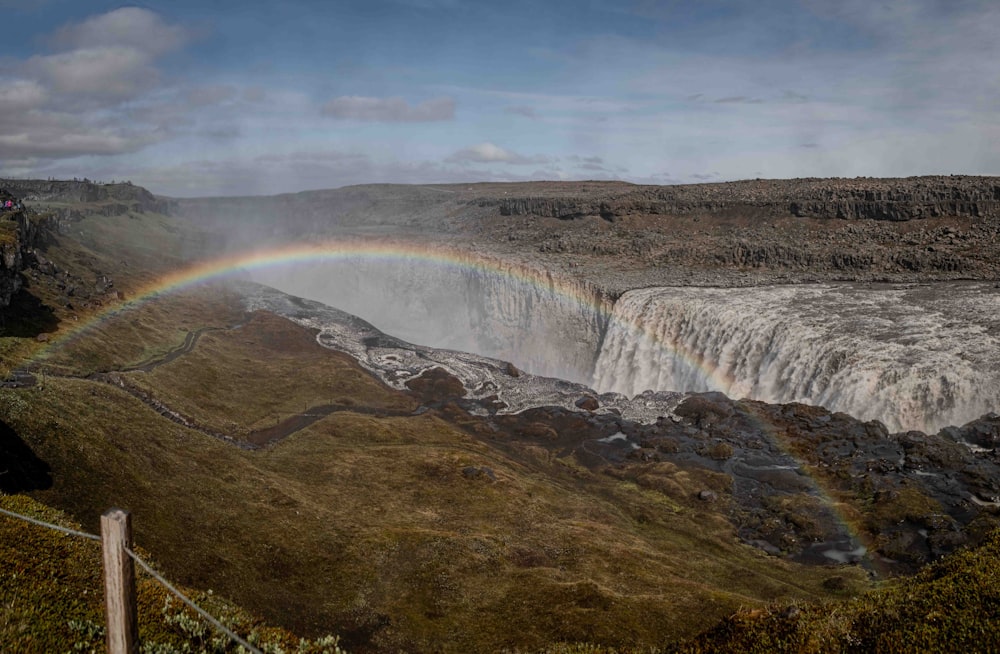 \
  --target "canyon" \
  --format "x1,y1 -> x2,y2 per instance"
185,176 -> 1000,435
4,175 -> 1000,652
